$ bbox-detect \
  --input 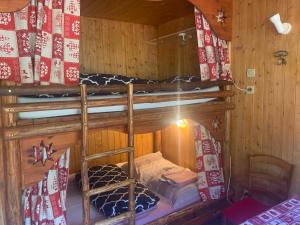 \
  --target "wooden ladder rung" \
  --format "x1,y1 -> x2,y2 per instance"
85,147 -> 134,161
87,179 -> 134,197
94,211 -> 132,225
